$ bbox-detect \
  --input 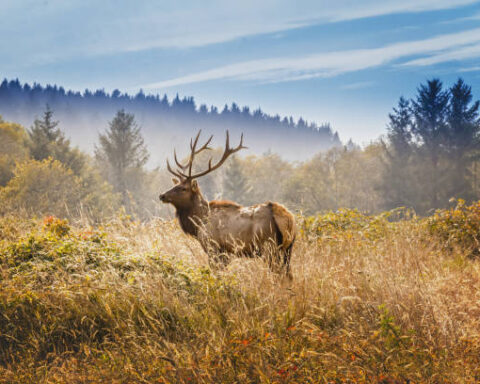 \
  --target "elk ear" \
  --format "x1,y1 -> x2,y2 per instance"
172,178 -> 180,185
191,179 -> 199,192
